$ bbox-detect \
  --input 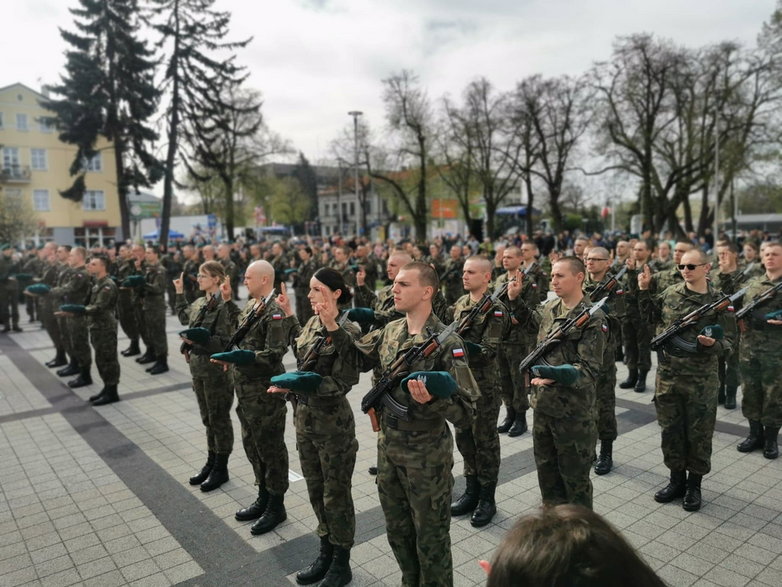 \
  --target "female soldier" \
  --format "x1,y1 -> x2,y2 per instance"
174,260 -> 240,492
268,269 -> 360,587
